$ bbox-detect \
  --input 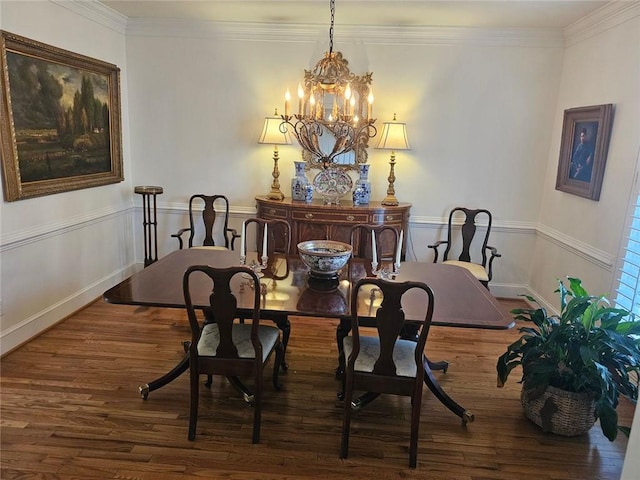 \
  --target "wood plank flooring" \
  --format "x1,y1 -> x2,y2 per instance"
1,298 -> 635,479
